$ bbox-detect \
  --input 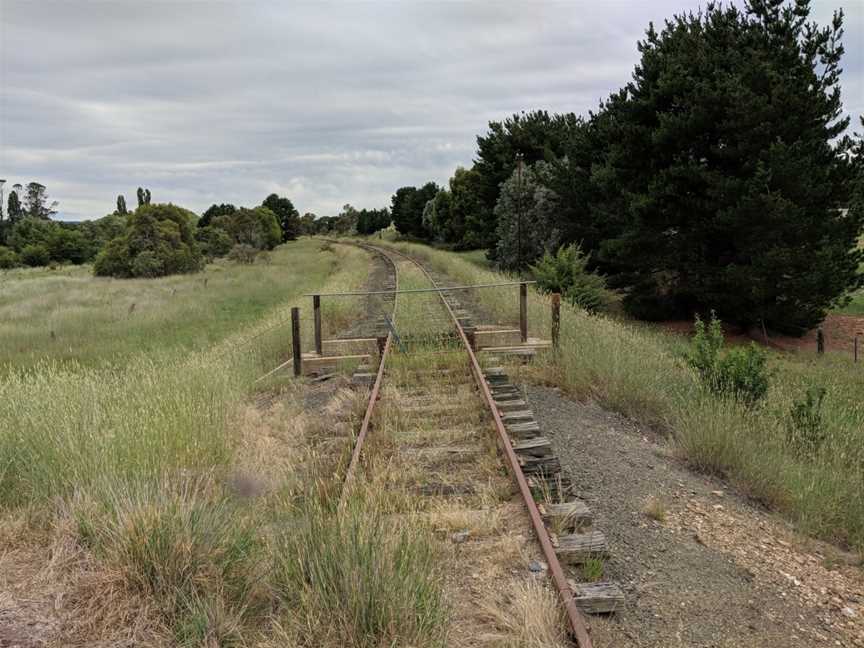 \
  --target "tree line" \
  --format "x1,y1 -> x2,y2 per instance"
387,0 -> 864,333
0,183 -> 309,278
